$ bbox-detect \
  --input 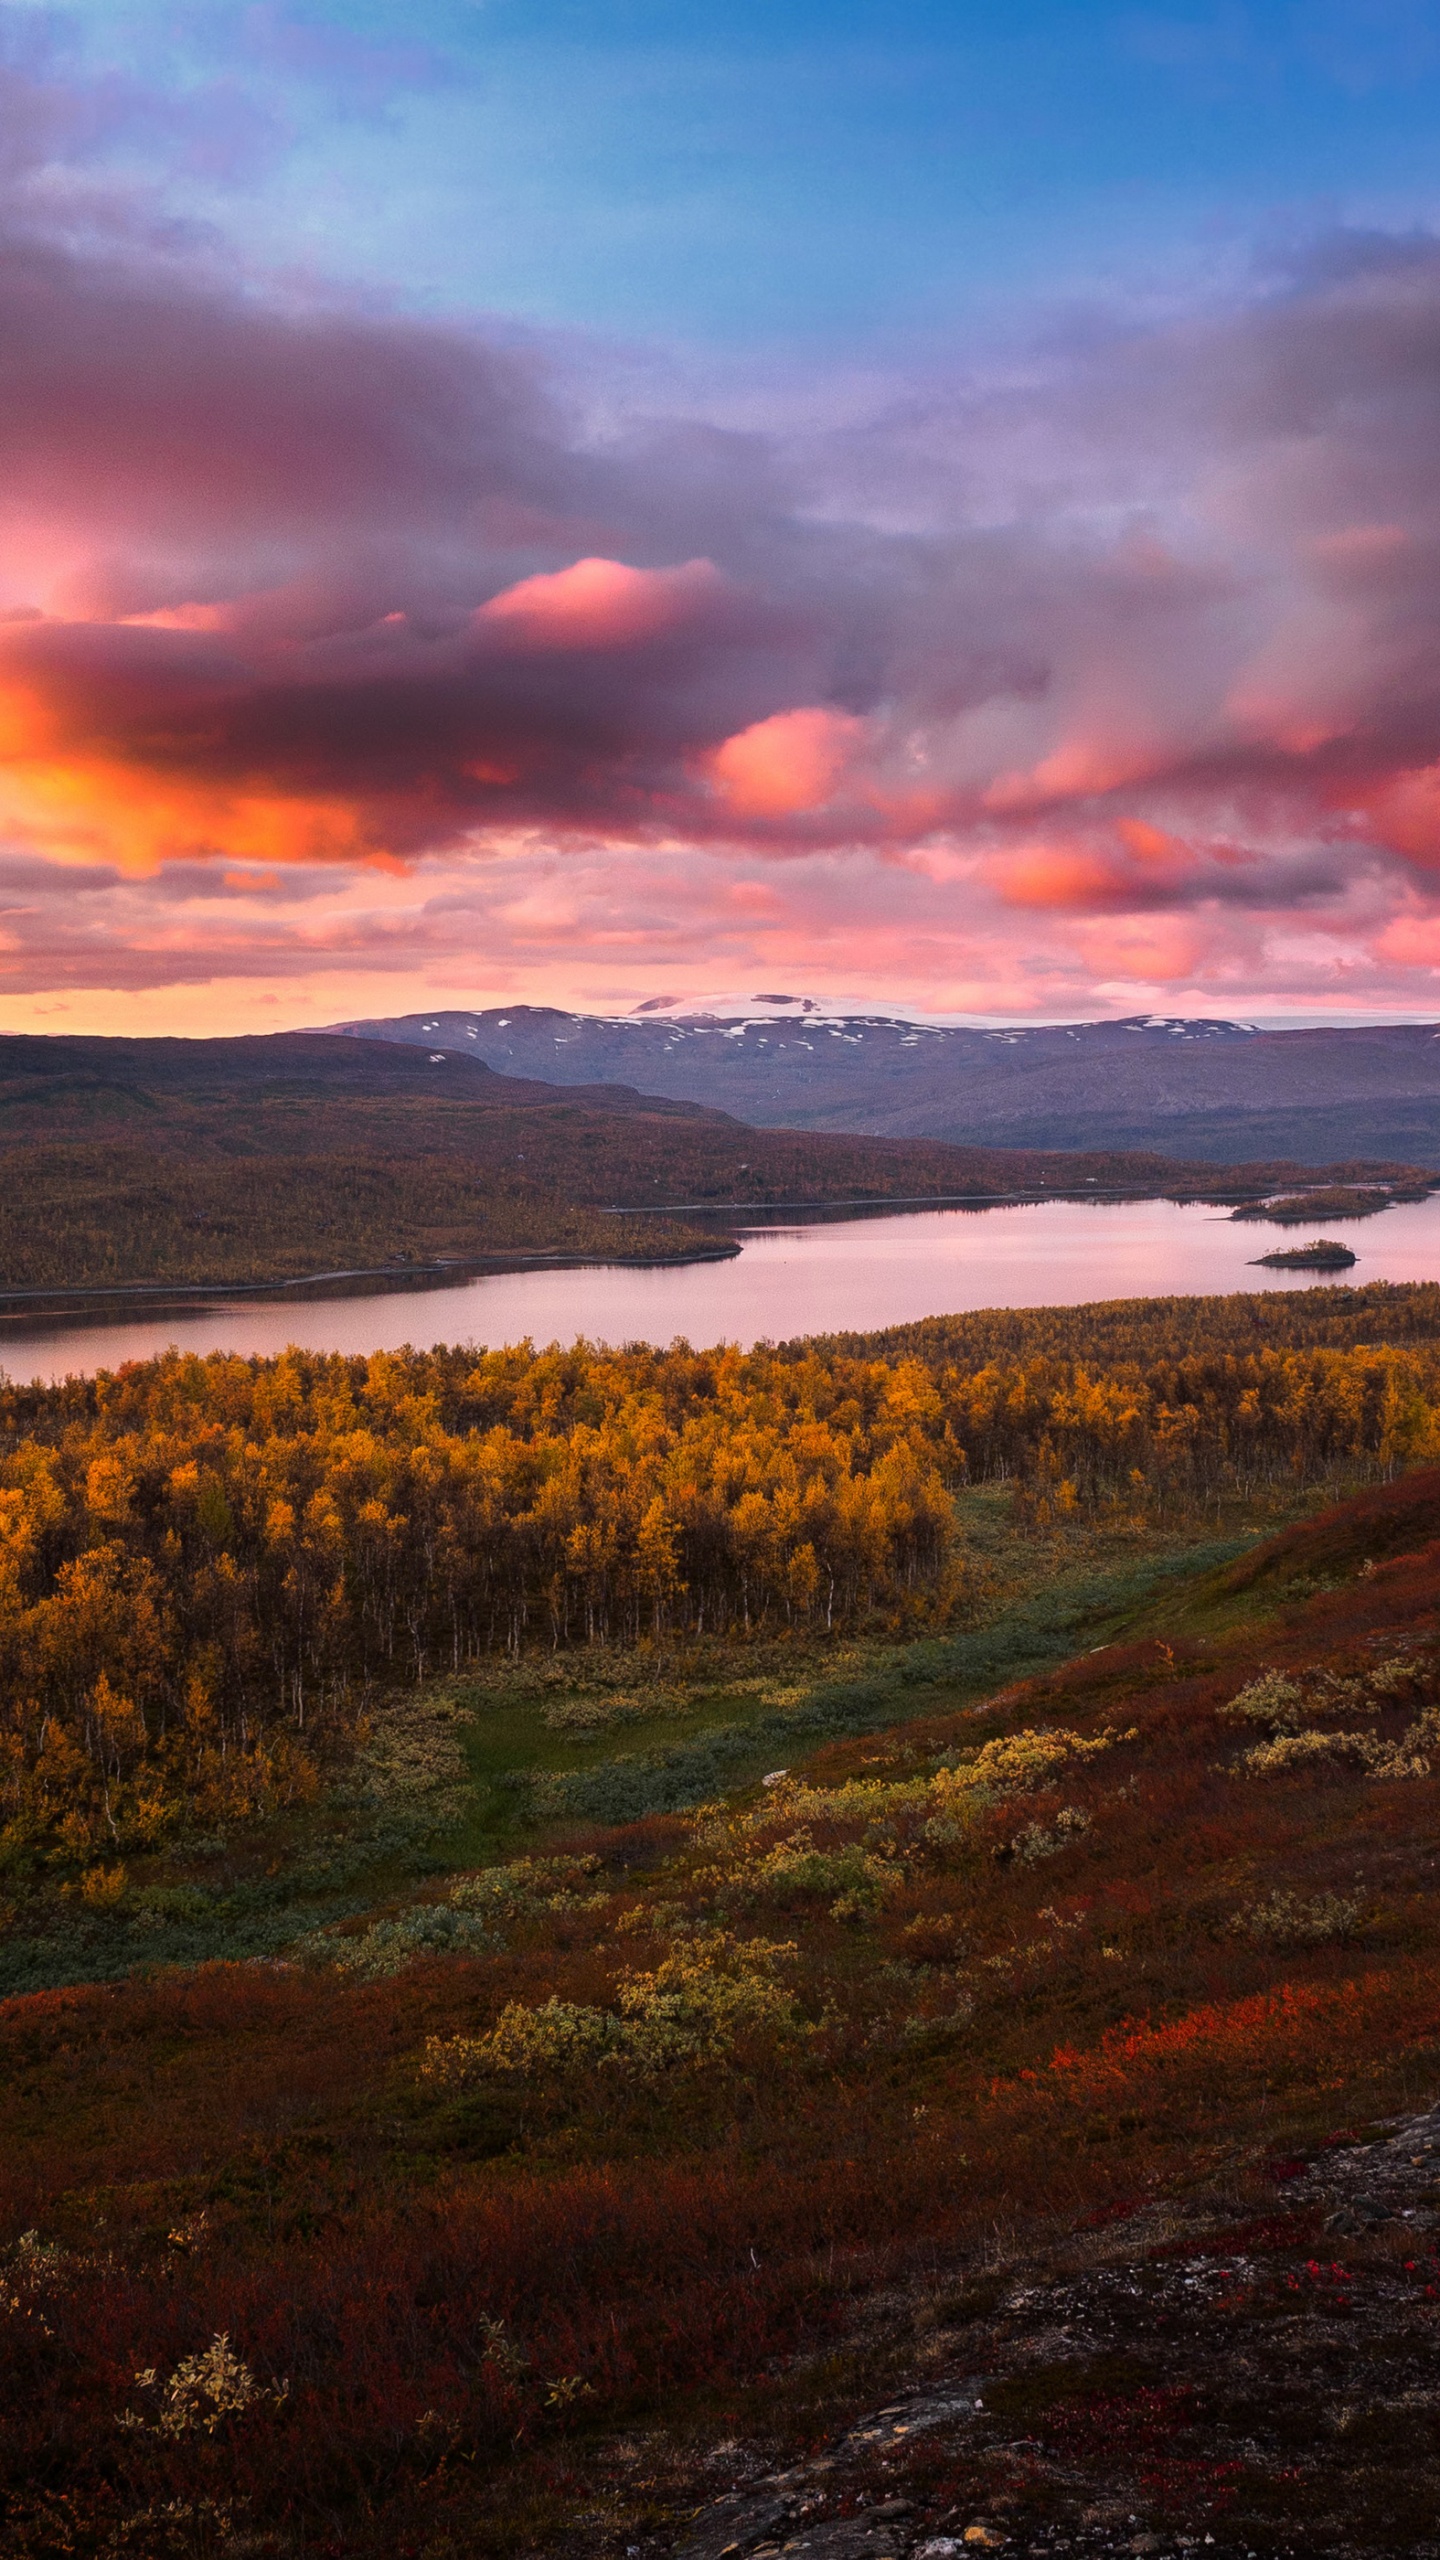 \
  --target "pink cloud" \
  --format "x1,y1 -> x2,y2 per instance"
983,733 -> 1181,815
476,556 -> 726,650
7,171 -> 1440,1020
1361,764 -> 1440,868
708,707 -> 866,818
993,847 -> 1133,911
1372,912 -> 1440,966
1074,914 -> 1206,986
